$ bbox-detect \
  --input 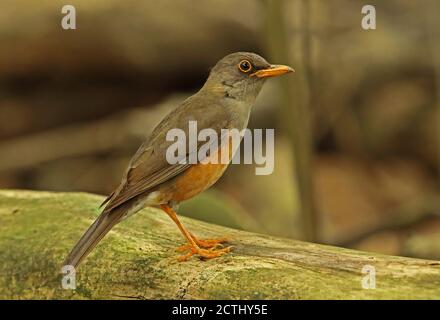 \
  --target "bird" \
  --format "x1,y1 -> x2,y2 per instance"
63,52 -> 294,268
